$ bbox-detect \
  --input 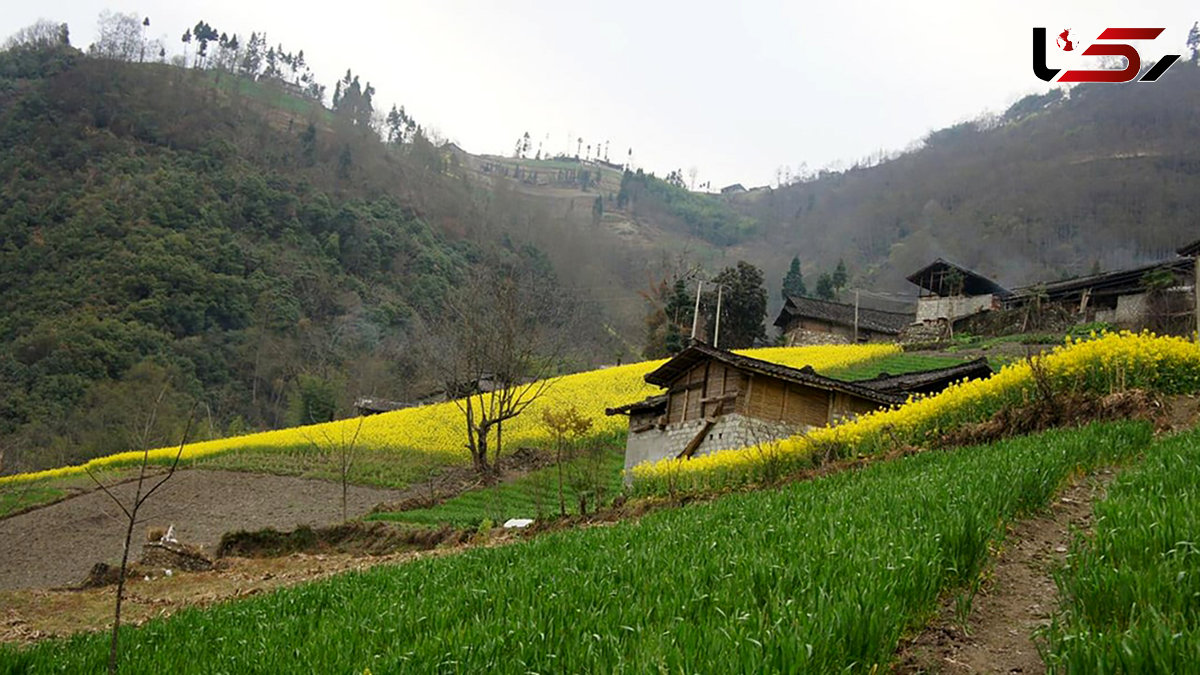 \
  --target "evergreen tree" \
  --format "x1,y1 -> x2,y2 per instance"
815,273 -> 835,300
832,258 -> 848,292
706,261 -> 767,348
781,256 -> 806,299
1189,21 -> 1200,65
